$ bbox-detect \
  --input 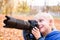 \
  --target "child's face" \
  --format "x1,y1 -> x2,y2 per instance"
34,16 -> 52,33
